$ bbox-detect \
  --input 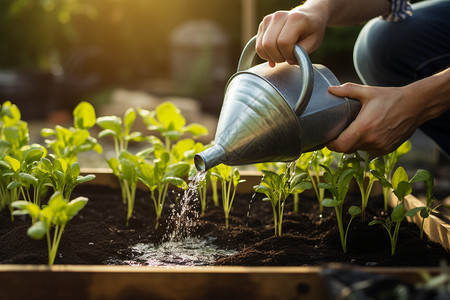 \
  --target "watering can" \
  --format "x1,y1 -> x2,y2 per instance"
194,36 -> 361,171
